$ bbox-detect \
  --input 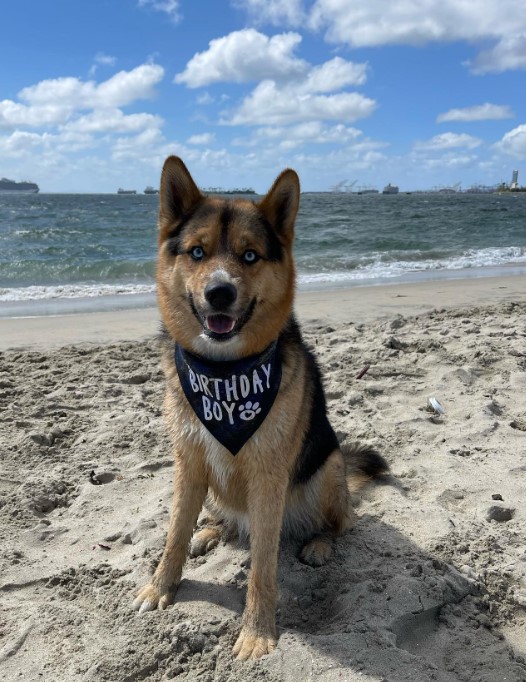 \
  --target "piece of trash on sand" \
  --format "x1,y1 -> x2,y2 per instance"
89,470 -> 102,485
427,396 -> 445,416
356,364 -> 370,380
